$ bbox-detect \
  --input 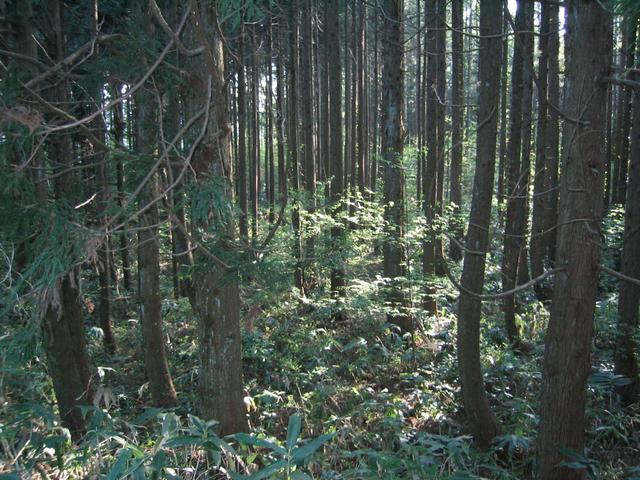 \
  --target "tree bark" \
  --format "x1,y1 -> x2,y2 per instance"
448,0 -> 464,262
135,0 -> 178,408
456,0 -> 503,449
614,72 -> 640,406
381,0 -> 411,333
501,0 -> 534,349
187,0 -> 248,435
537,2 -> 611,478
328,0 -> 346,304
